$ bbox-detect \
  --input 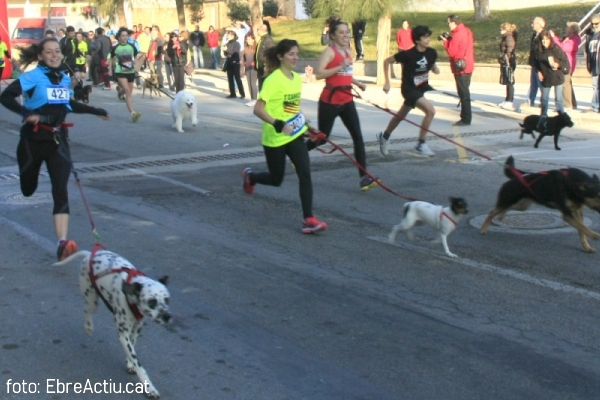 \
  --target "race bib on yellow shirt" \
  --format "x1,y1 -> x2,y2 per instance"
286,113 -> 306,136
